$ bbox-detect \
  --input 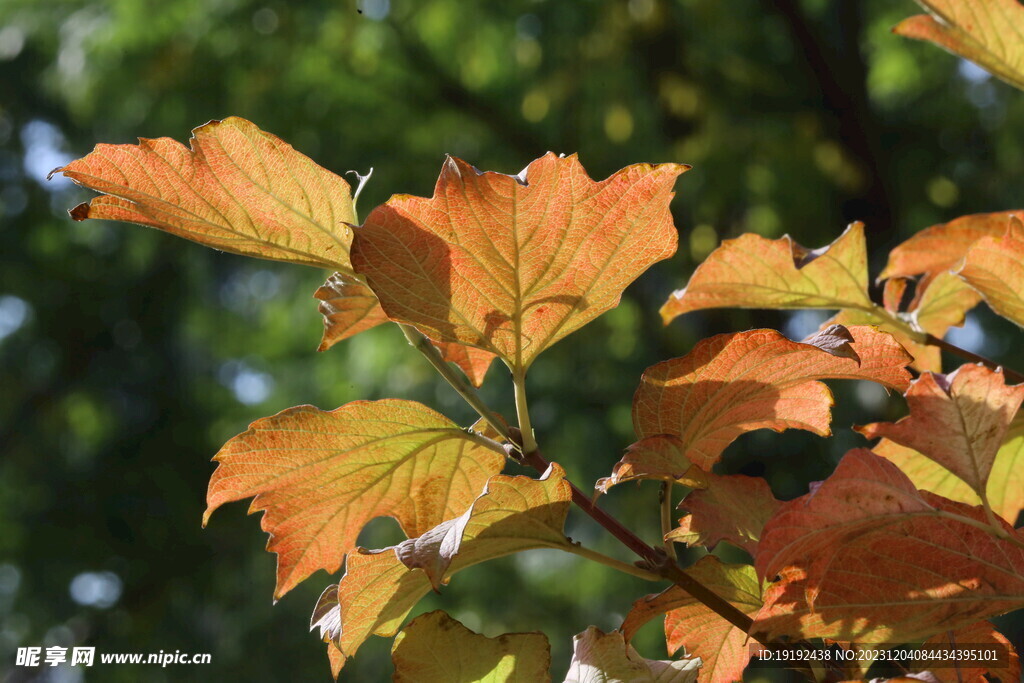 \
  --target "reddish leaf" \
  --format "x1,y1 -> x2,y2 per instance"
204,399 -> 505,598
392,611 -> 551,683
667,472 -> 780,555
564,627 -> 700,683
958,216 -> 1024,327
915,621 -> 1020,683
52,117 -> 356,270
622,557 -> 761,683
880,211 -> 1022,281
874,414 -> 1024,527
895,1 -> 1024,92
633,326 -> 911,468
857,364 -> 1024,502
754,449 -> 1024,644
311,466 -> 572,670
314,273 -> 389,351
661,222 -> 871,324
435,342 -> 497,388
595,436 -> 706,494
351,154 -> 688,372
